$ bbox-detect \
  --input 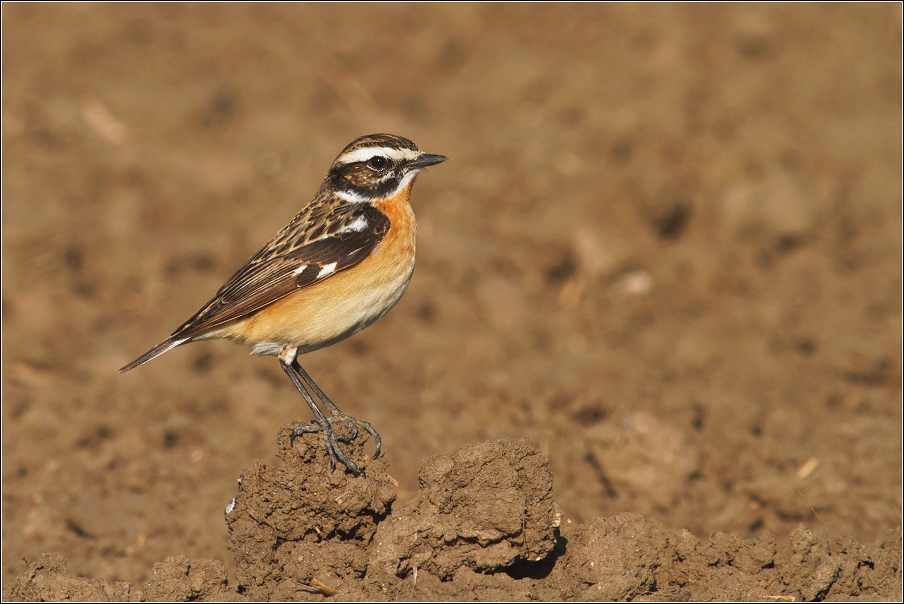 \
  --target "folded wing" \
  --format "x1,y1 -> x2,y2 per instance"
119,205 -> 389,372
